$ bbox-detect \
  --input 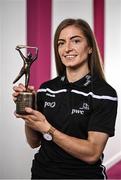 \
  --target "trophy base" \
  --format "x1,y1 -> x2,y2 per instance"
16,92 -> 35,115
